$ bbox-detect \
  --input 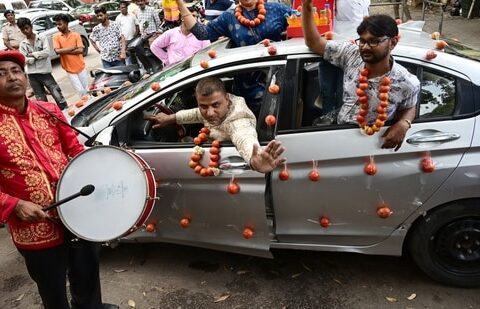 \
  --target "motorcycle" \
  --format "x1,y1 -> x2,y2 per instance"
89,32 -> 166,94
